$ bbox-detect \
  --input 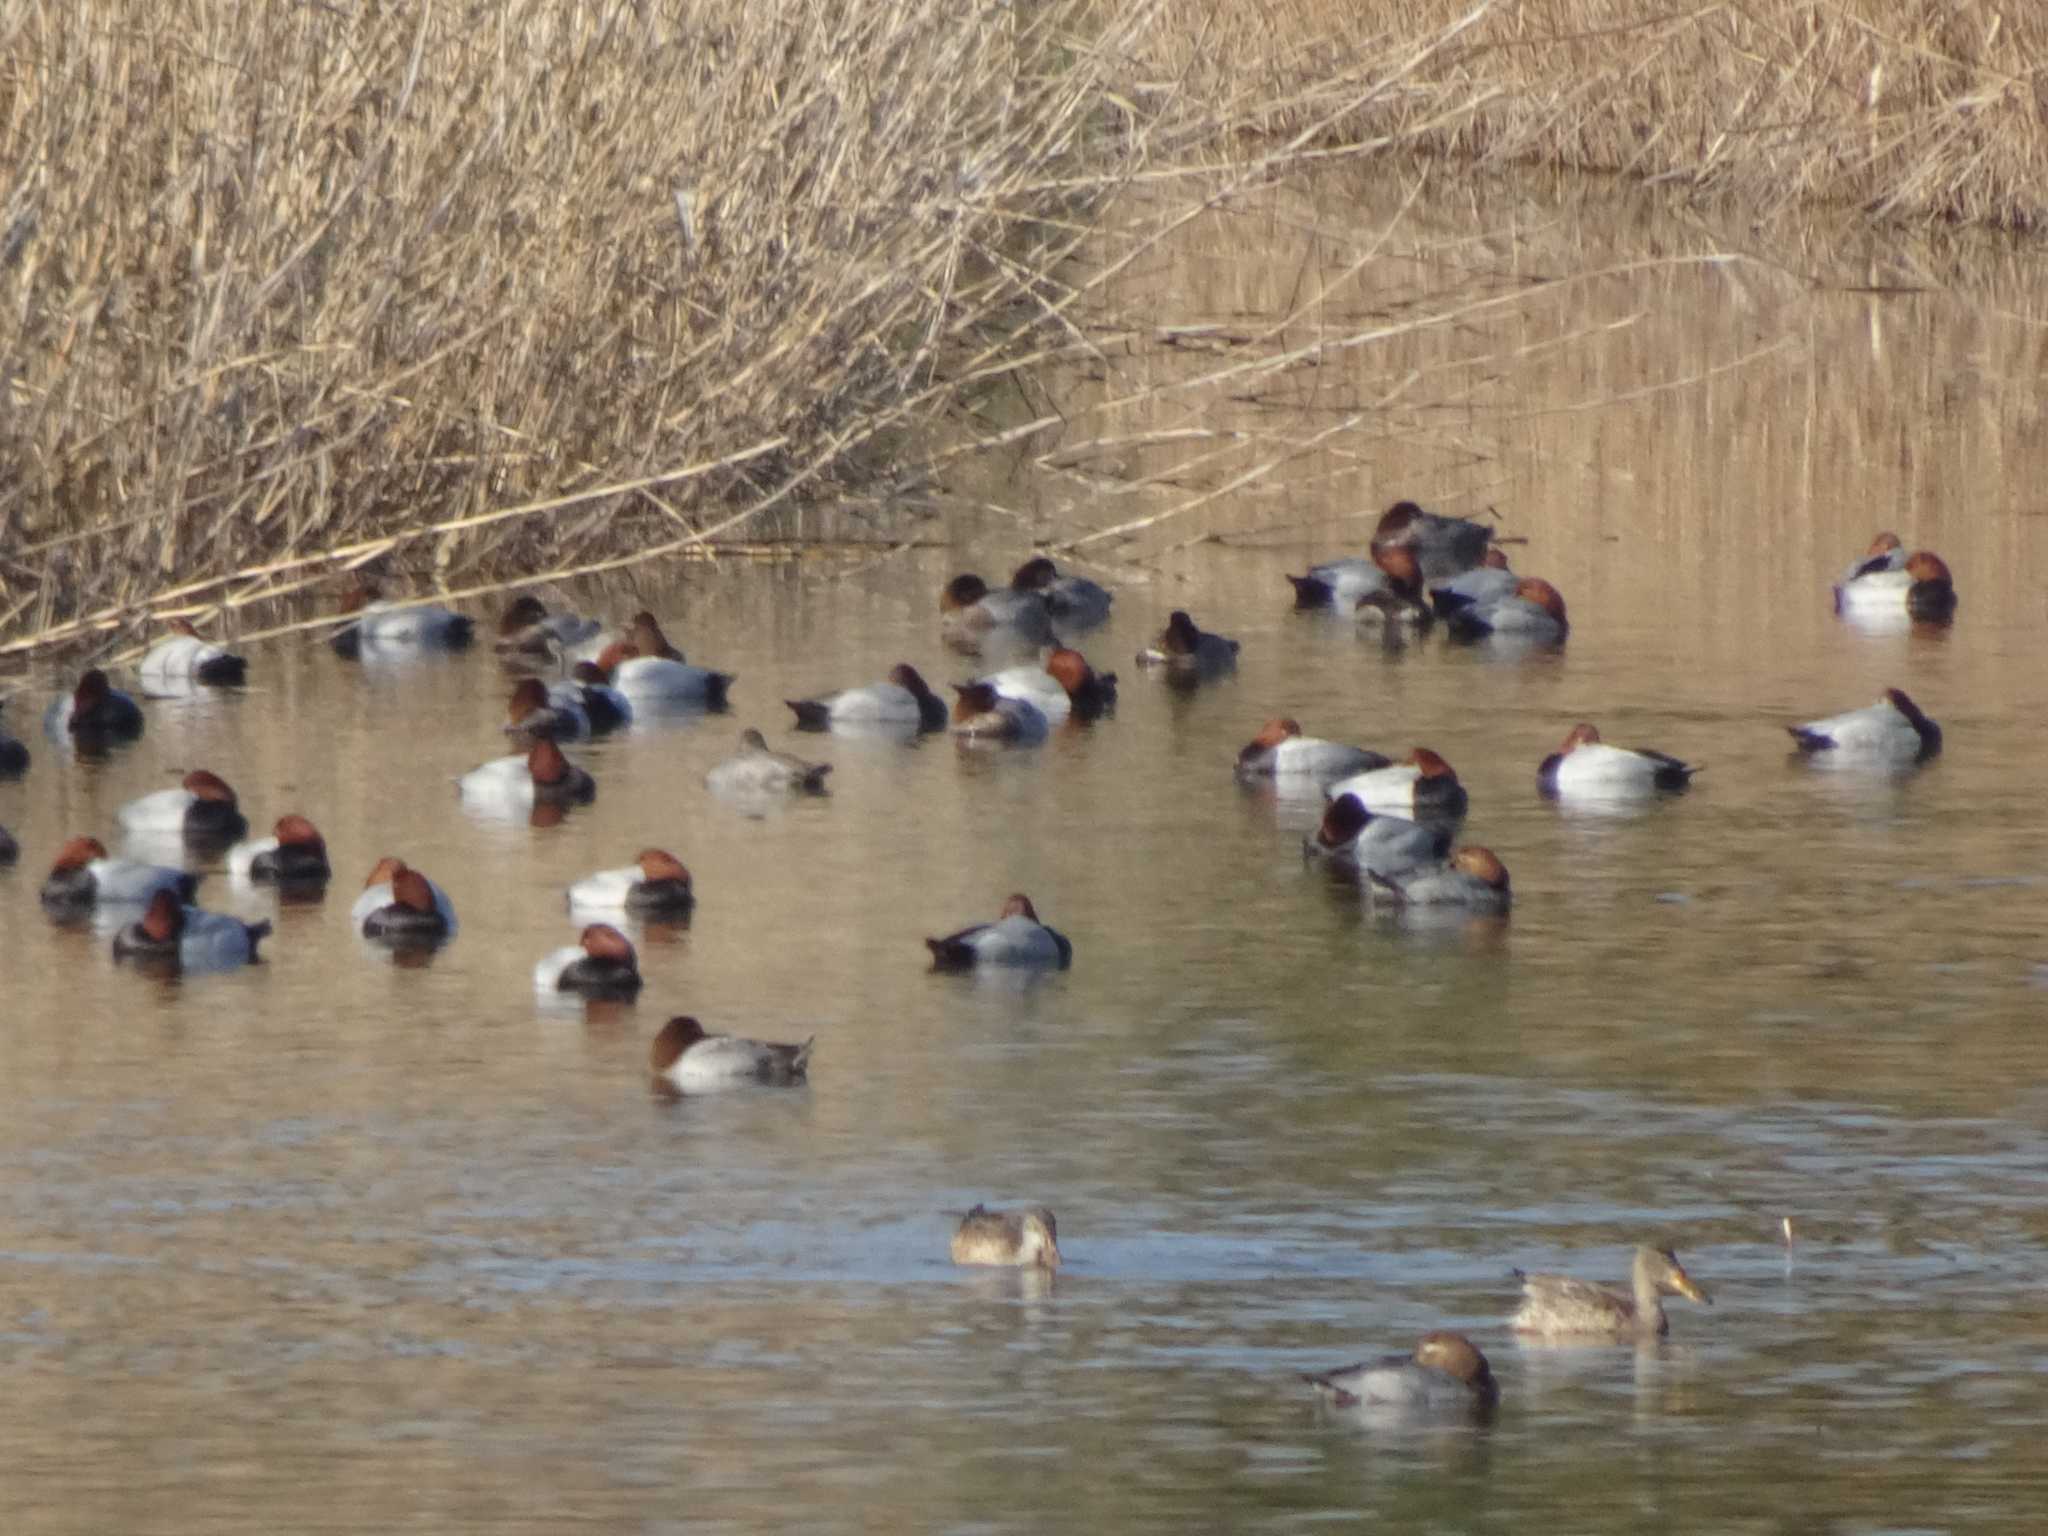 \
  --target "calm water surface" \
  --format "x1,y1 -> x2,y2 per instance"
4,184 -> 2048,1531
